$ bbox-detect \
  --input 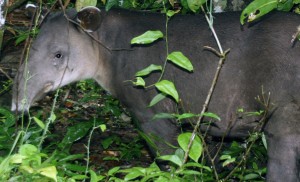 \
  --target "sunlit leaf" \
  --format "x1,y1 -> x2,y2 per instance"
158,154 -> 183,167
152,113 -> 175,120
155,80 -> 179,102
135,64 -> 162,77
178,132 -> 202,162
33,117 -> 45,129
202,112 -> 221,121
240,0 -> 277,24
133,77 -> 145,87
167,52 -> 193,72
76,0 -> 97,11
131,30 -> 163,44
149,93 -> 166,107
37,166 -> 58,182
187,0 -> 206,12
